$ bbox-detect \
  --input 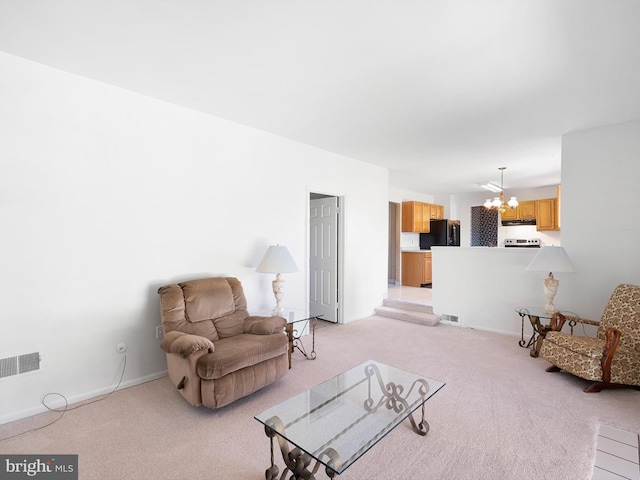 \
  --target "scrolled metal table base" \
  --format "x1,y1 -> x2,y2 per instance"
262,363 -> 432,479
264,417 -> 340,480
363,363 -> 431,436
